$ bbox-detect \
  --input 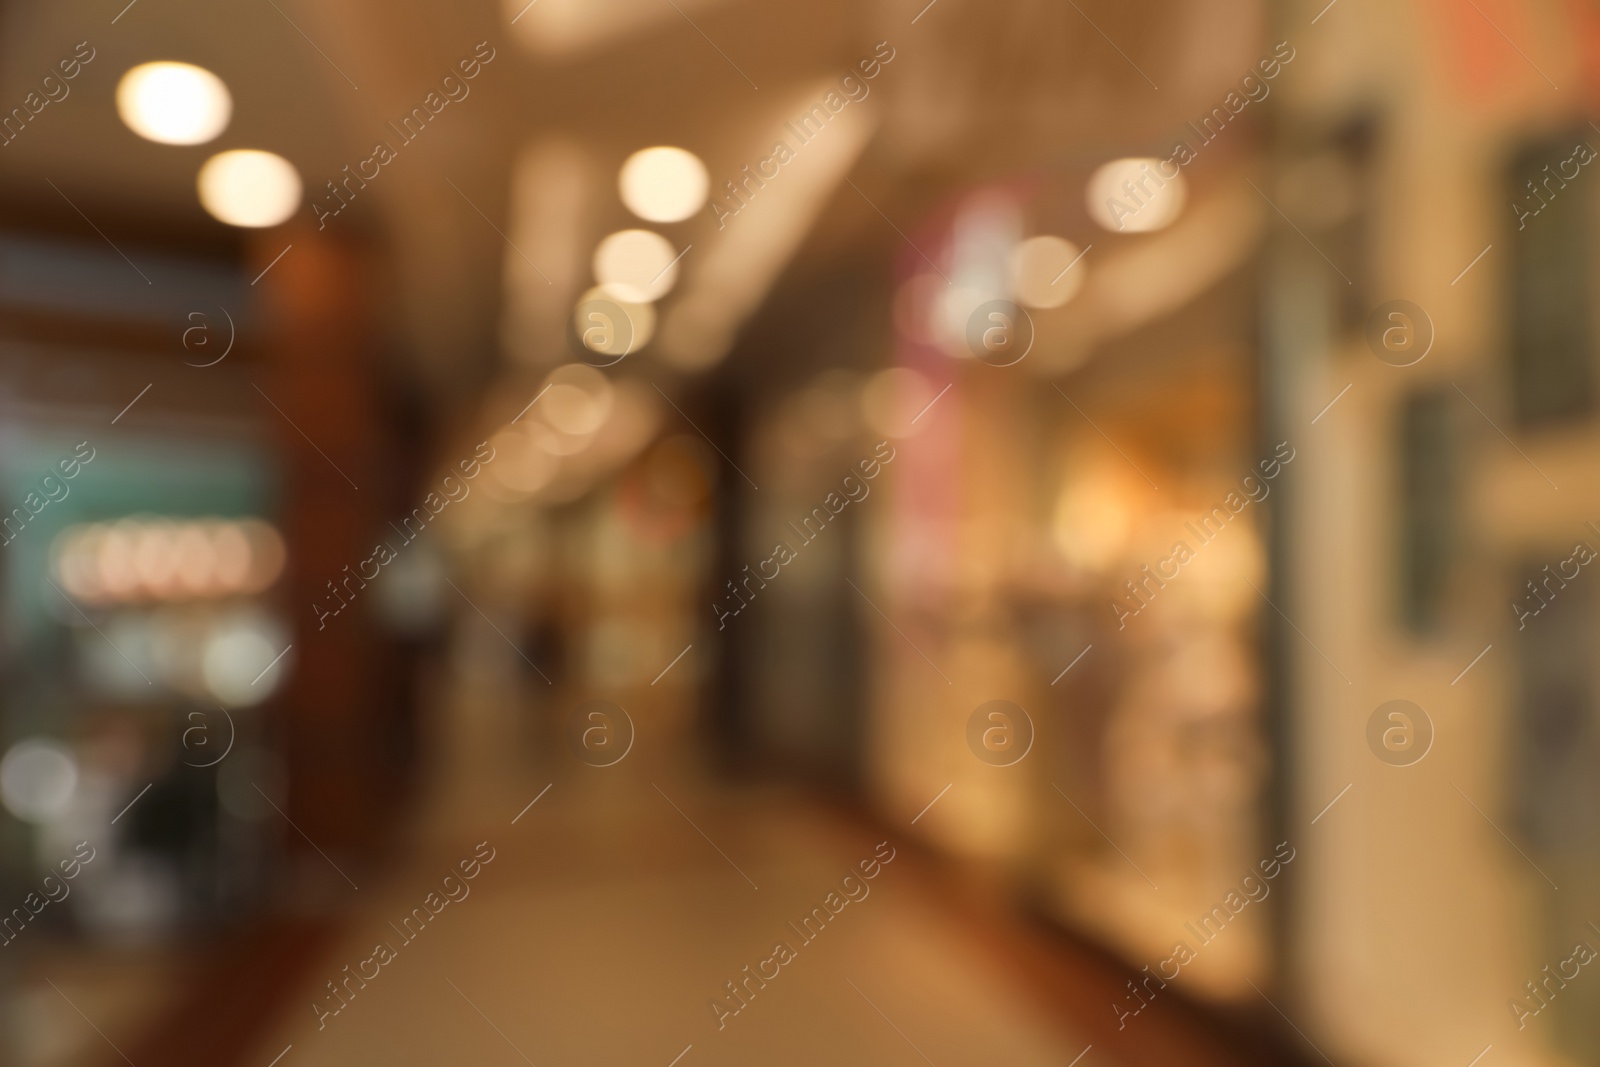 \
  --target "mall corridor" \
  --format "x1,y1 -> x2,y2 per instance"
226,655 -> 1306,1067
7,0 -> 1600,1064
238,671 -> 1104,1067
